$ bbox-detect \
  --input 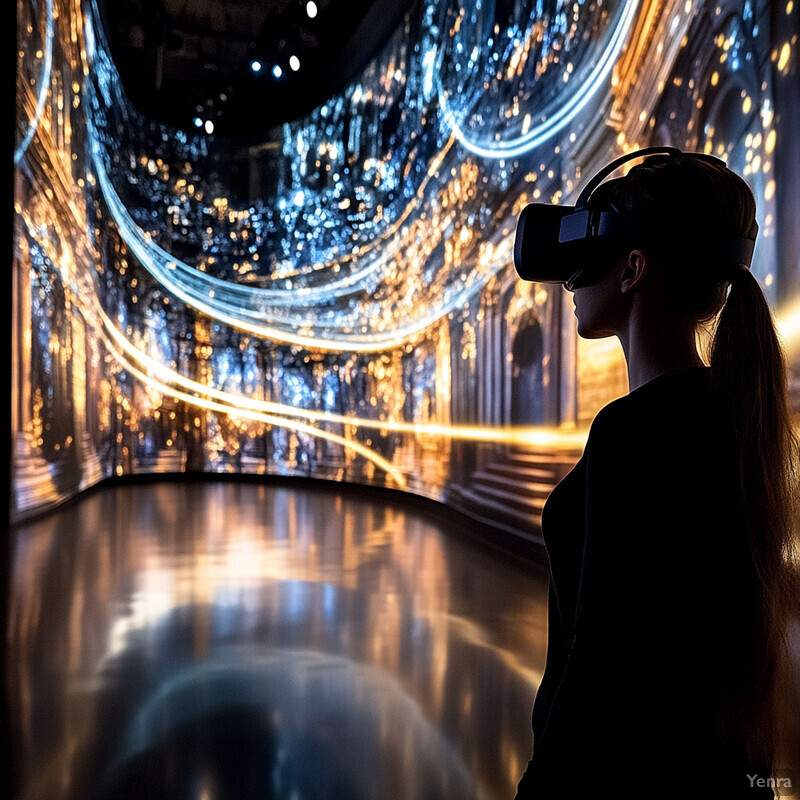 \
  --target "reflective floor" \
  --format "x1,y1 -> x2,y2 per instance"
6,480 -> 549,800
